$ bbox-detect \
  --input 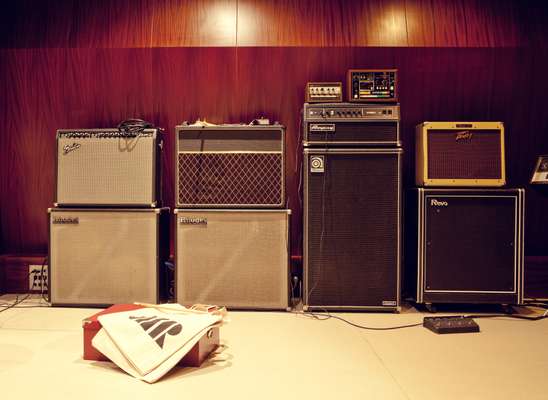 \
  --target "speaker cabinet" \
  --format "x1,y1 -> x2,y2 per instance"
175,125 -> 285,208
175,209 -> 290,310
55,129 -> 162,207
303,148 -> 402,311
415,122 -> 505,187
49,208 -> 169,307
405,189 -> 524,305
